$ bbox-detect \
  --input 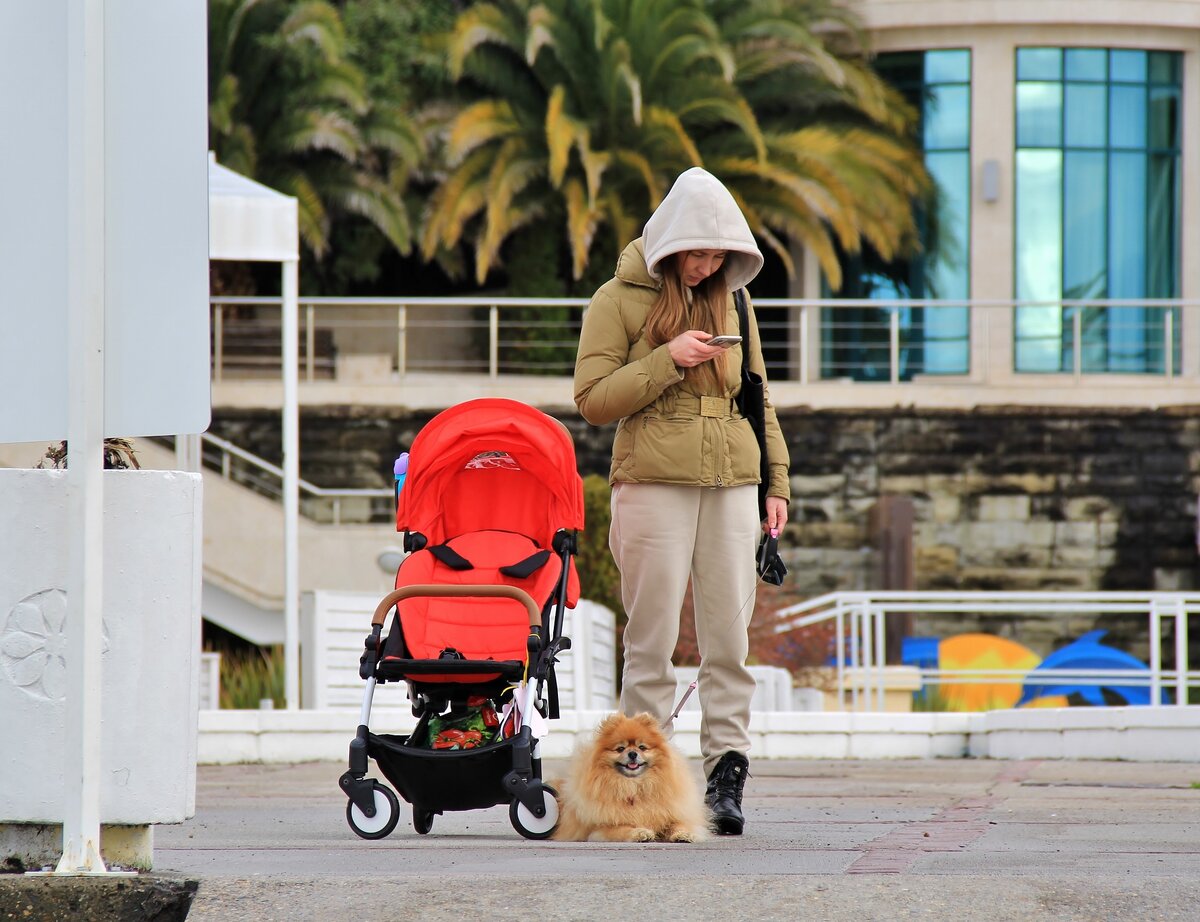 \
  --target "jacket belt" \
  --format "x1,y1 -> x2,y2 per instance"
665,393 -> 738,419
